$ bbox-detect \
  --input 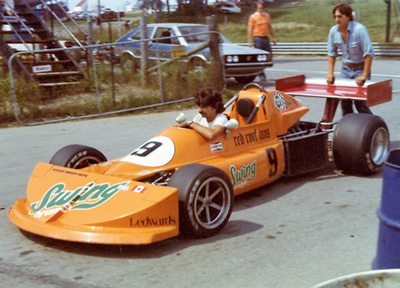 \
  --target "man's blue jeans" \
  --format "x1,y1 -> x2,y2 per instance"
254,36 -> 272,79
340,64 -> 372,115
